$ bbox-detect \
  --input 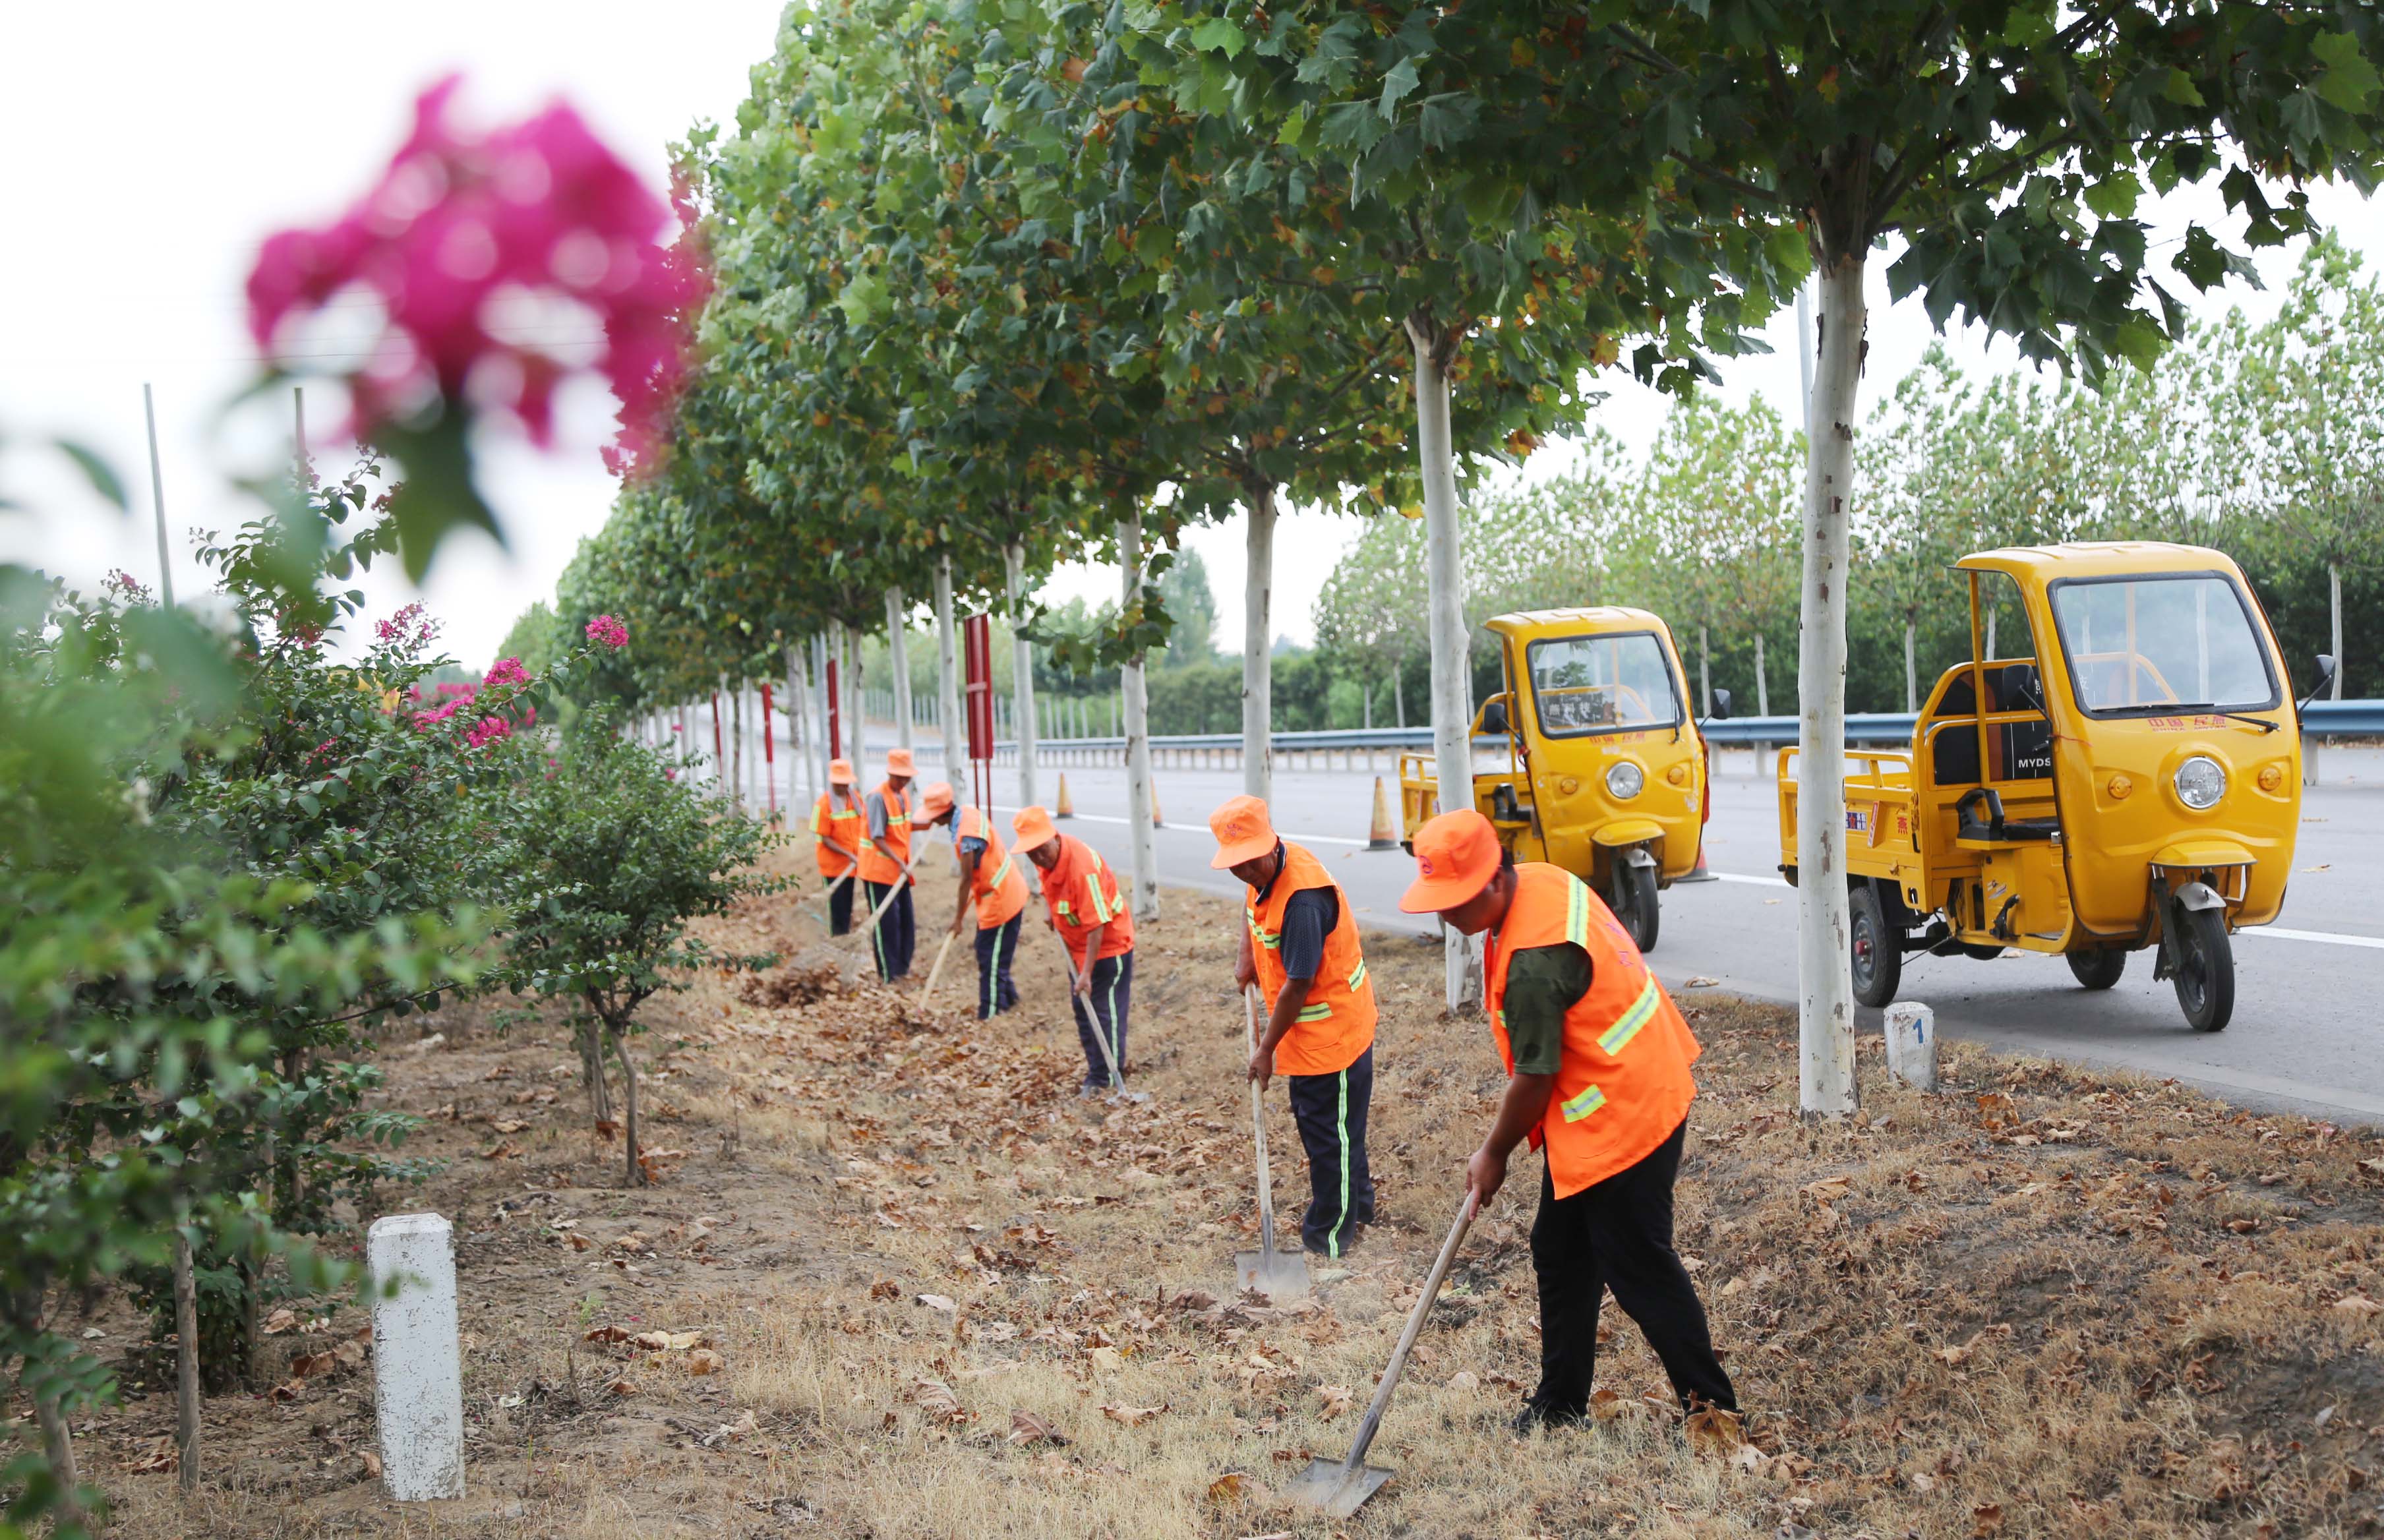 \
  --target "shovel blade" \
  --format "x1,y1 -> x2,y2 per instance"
1233,1248 -> 1311,1301
1282,1457 -> 1393,1517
